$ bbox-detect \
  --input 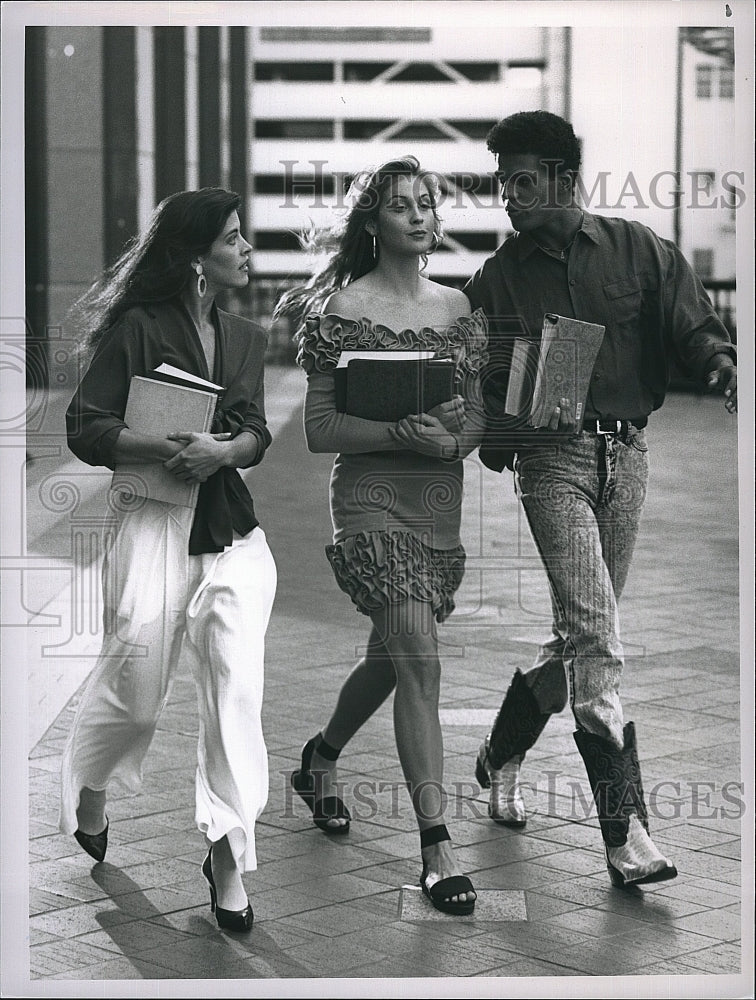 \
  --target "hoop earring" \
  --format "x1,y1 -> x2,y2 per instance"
194,262 -> 207,298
